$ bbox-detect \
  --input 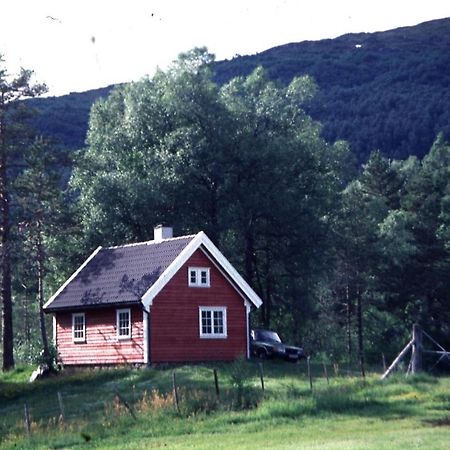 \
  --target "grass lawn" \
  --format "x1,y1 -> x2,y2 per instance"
1,361 -> 449,449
